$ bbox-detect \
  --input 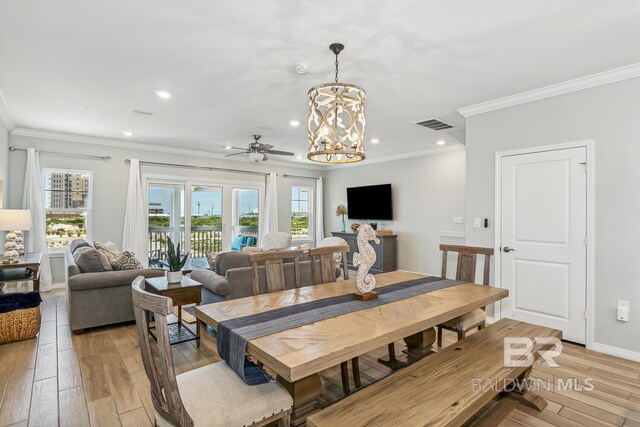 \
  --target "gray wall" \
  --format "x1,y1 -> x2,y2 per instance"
0,116 -> 8,208
0,117 -> 8,246
465,77 -> 640,353
8,134 -> 324,283
324,150 -> 466,275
